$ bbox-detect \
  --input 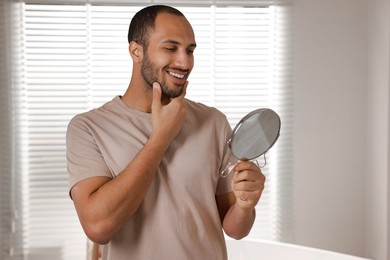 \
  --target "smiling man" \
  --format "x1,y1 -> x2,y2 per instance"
66,5 -> 265,260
